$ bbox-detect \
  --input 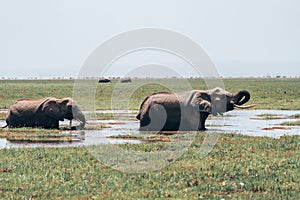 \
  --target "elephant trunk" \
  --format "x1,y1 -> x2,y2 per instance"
73,110 -> 86,129
232,90 -> 256,109
233,90 -> 250,105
